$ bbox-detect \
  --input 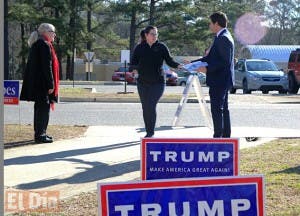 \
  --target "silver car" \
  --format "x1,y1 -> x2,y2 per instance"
176,69 -> 206,87
230,59 -> 288,94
